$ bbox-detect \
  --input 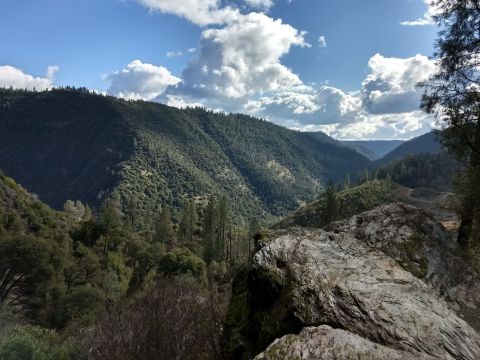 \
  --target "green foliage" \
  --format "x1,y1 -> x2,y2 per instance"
374,152 -> 455,191
179,199 -> 198,244
419,1 -> 480,248
159,247 -> 207,282
0,325 -> 77,360
0,235 -> 66,325
104,252 -> 132,299
277,180 -> 395,228
153,206 -> 176,248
